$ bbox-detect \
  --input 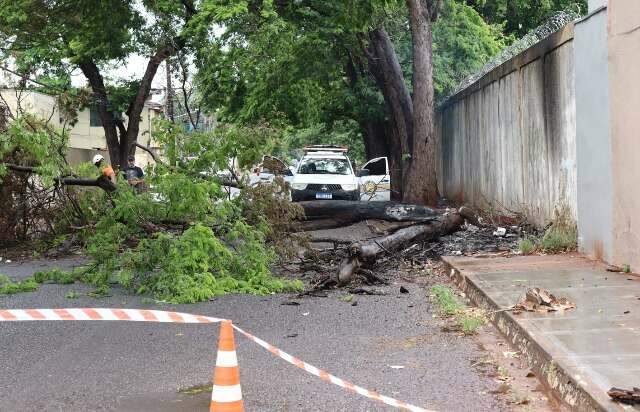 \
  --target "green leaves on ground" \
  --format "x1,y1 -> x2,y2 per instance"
2,119 -> 304,303
74,124 -> 305,303
0,275 -> 39,295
